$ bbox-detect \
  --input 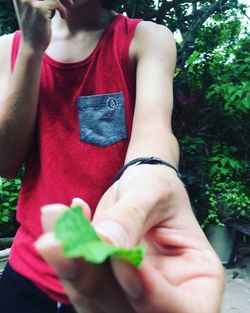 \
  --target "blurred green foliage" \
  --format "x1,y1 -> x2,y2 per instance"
175,18 -> 250,225
0,175 -> 21,237
202,177 -> 250,227
0,1 -> 18,35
